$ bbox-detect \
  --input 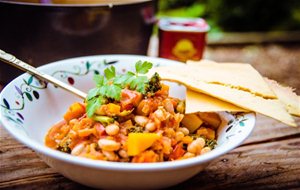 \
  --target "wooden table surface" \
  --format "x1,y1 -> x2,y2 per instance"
1,43 -> 300,189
